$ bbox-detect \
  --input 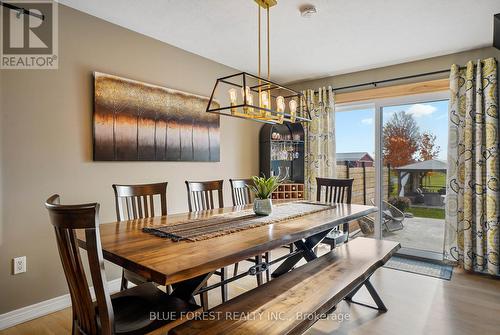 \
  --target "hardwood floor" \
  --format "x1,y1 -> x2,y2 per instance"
1,245 -> 499,335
